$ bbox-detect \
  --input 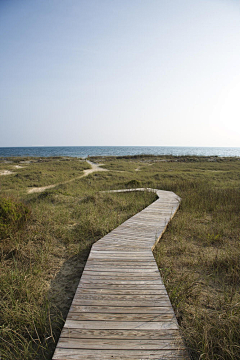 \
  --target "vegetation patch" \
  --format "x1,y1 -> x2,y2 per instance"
125,179 -> 141,188
0,196 -> 31,238
0,155 -> 239,359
